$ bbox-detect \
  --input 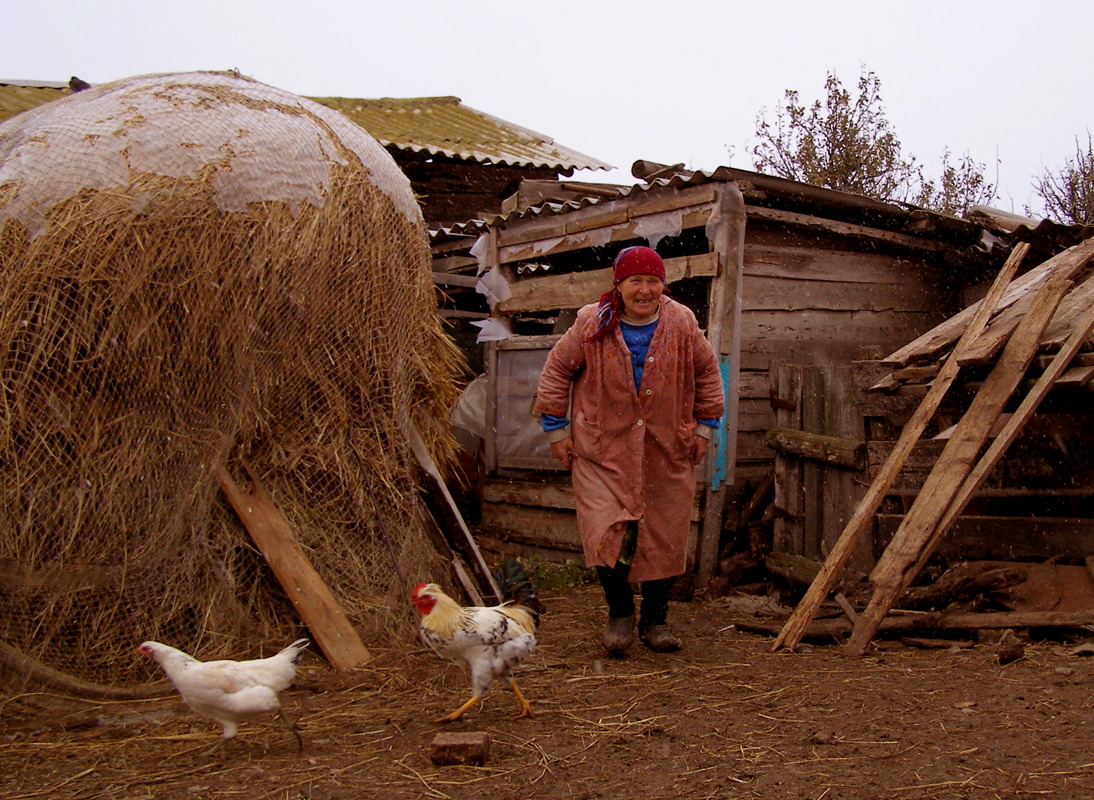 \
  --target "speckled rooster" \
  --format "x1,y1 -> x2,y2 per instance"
411,557 -> 542,723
